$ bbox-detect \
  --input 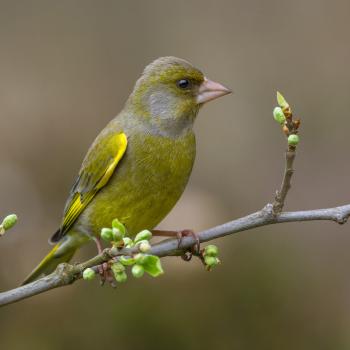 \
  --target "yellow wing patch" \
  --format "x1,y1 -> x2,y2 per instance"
95,133 -> 127,189
60,132 -> 128,236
